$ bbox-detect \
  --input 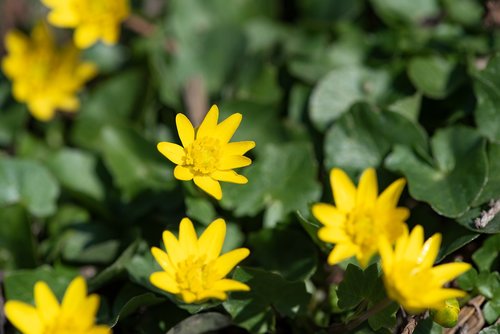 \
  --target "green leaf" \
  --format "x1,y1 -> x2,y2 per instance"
387,93 -> 421,122
0,205 -> 36,269
248,227 -> 317,281
3,266 -> 77,303
166,312 -> 232,334
413,317 -> 444,334
0,105 -> 28,146
483,295 -> 500,325
386,126 -> 488,218
442,0 -> 483,26
472,235 -> 500,271
98,125 -> 176,200
476,271 -> 500,299
220,142 -> 321,224
457,268 -> 478,291
296,210 -> 329,253
474,55 -> 500,143
81,69 -> 145,121
456,206 -> 500,233
234,63 -> 282,105
0,157 -> 60,217
337,264 -> 384,310
368,302 -> 399,331
185,197 -> 217,226
408,55 -> 463,99
474,143 -> 500,205
370,0 -> 439,26
46,148 -> 104,201
61,223 -> 121,264
223,267 -> 310,333
219,101 -> 287,155
89,240 -> 140,290
324,103 -> 427,173
480,325 -> 500,334
110,284 -> 164,327
309,66 -> 390,131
